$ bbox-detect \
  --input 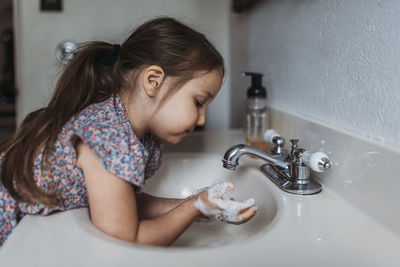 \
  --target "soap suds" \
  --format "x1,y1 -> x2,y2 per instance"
193,181 -> 256,223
